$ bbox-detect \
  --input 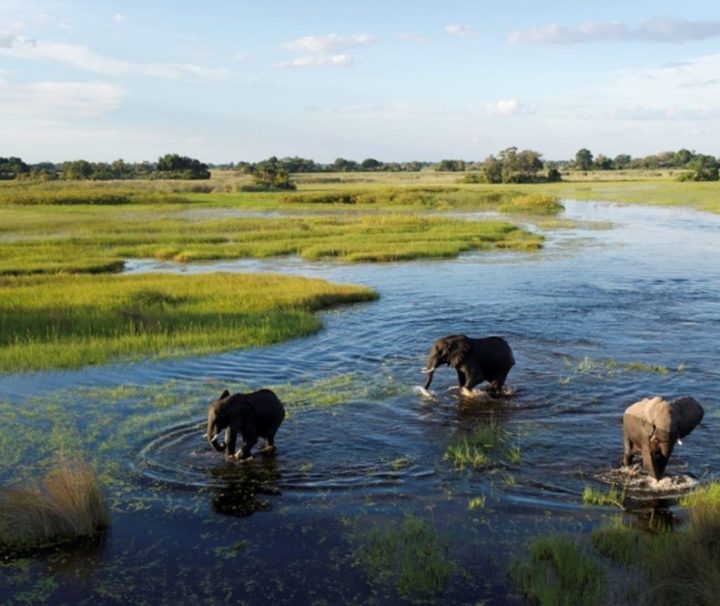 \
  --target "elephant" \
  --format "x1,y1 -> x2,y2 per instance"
421,334 -> 515,396
206,389 -> 286,462
622,396 -> 704,480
